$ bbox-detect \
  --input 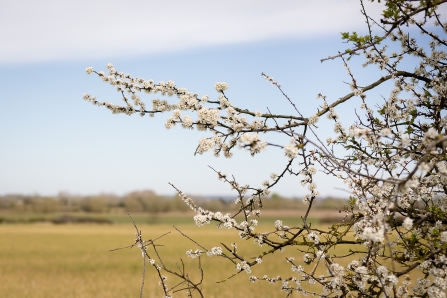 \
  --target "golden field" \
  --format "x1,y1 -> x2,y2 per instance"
0,223 -> 338,297
0,212 -> 411,298
0,224 -> 293,297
